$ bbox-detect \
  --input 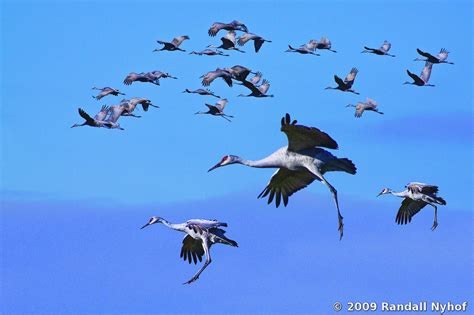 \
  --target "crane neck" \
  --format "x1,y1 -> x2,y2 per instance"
390,191 -> 408,198
159,219 -> 185,232
237,156 -> 279,168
